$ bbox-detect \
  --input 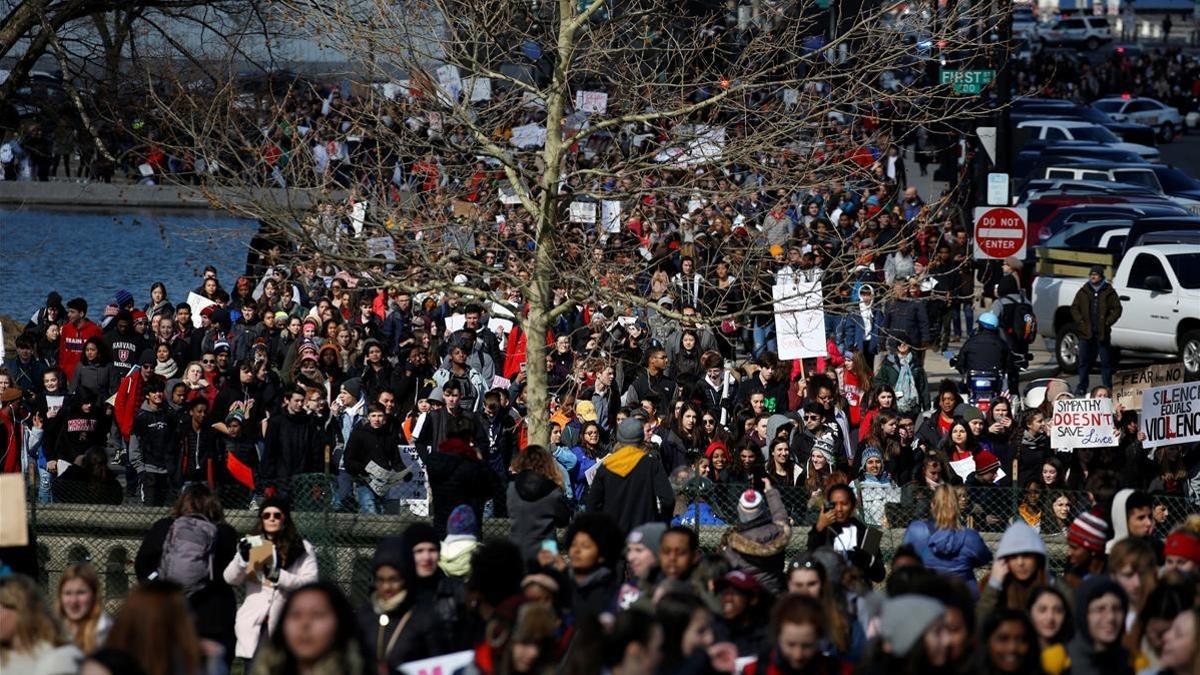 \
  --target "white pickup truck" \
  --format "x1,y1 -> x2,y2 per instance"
1032,244 -> 1200,376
